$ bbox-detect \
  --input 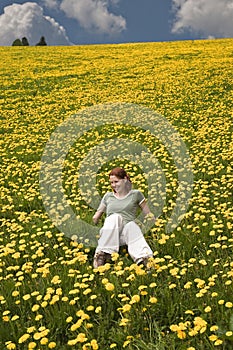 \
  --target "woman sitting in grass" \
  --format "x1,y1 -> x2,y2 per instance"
92,167 -> 154,268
